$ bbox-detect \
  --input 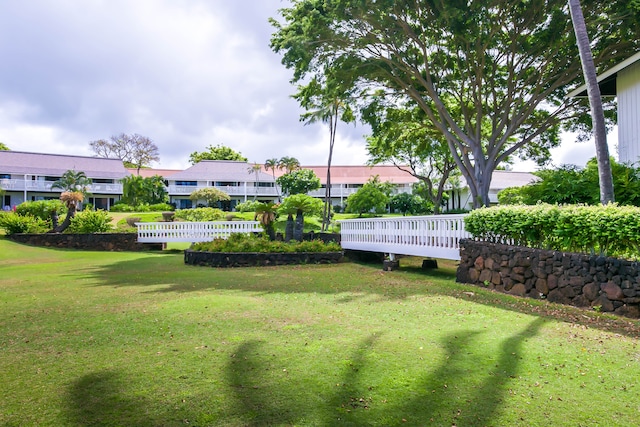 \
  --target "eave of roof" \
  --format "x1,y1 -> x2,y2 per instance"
567,51 -> 640,98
